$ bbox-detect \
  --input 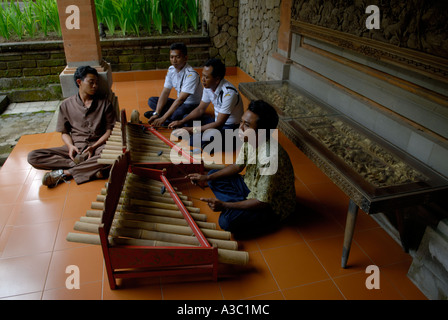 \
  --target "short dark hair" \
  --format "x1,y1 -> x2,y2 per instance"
170,42 -> 188,56
74,66 -> 98,87
248,100 -> 279,131
204,58 -> 226,79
